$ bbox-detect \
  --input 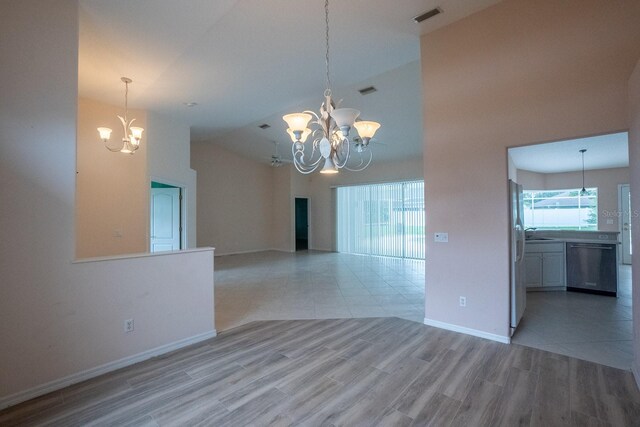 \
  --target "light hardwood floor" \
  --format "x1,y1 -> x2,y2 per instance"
1,317 -> 639,426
